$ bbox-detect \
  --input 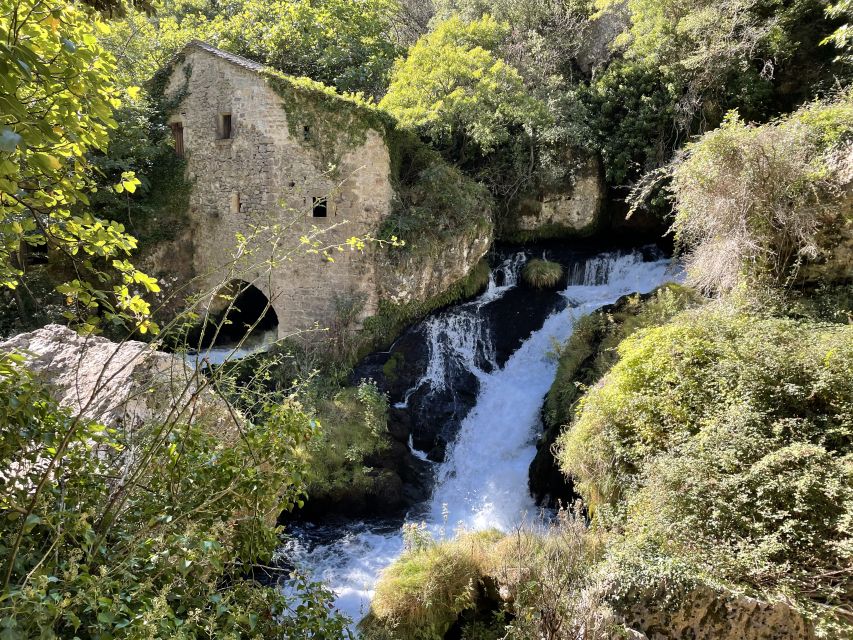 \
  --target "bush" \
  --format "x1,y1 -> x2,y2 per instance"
522,259 -> 564,289
365,513 -> 614,640
0,356 -> 348,638
303,380 -> 391,501
366,530 -> 496,640
557,310 -> 853,614
670,94 -> 853,293
544,284 -> 700,429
